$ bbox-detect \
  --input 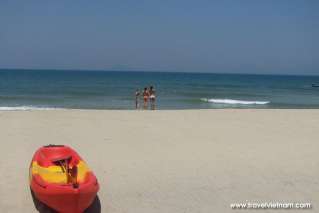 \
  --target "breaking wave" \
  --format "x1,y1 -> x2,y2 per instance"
0,106 -> 61,111
201,98 -> 270,105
